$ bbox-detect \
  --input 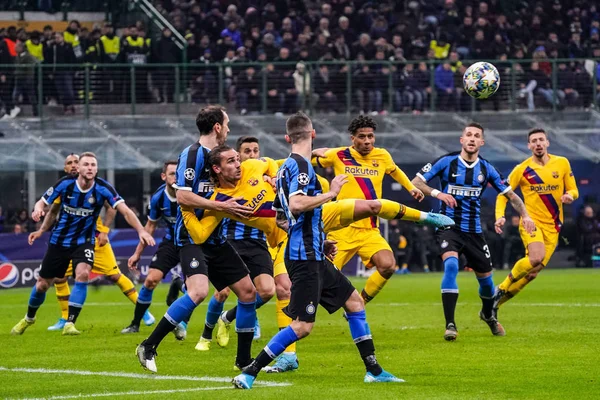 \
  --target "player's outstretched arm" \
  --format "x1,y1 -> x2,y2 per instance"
411,176 -> 457,208
116,202 -> 156,247
177,190 -> 253,219
289,175 -> 346,214
31,198 -> 49,222
28,202 -> 60,245
128,219 -> 158,270
503,190 -> 535,234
